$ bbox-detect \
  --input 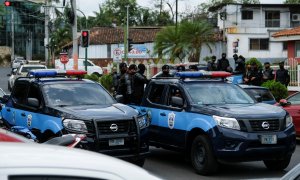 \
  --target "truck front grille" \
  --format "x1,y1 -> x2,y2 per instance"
97,120 -> 136,135
249,119 -> 280,132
